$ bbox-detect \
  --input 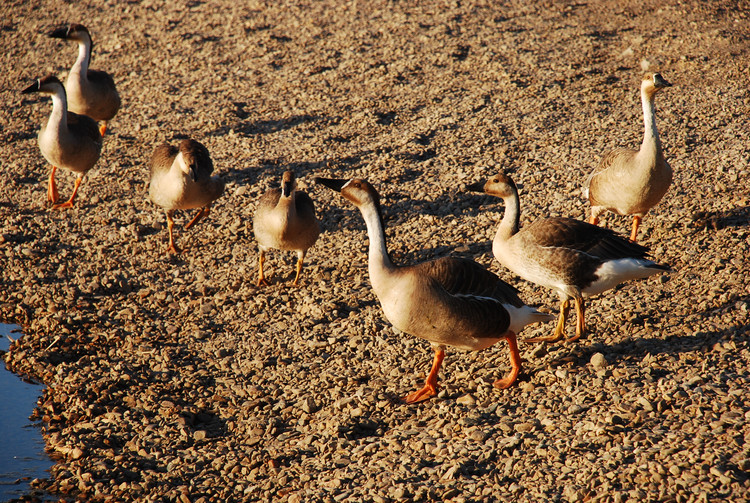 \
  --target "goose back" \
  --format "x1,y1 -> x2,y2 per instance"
148,140 -> 223,211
